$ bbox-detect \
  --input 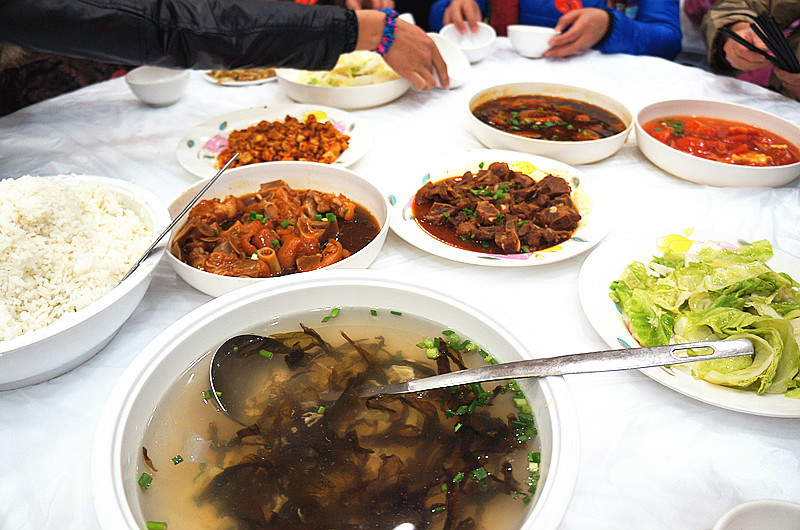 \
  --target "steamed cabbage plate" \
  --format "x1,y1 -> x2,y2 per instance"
609,237 -> 800,397
296,51 -> 400,87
